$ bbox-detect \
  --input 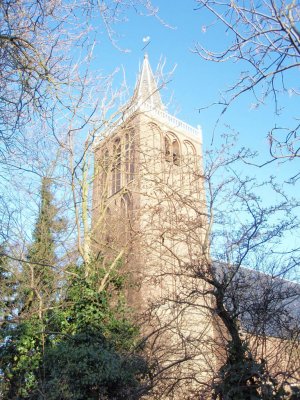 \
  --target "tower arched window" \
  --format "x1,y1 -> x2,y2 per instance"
125,129 -> 135,183
104,206 -> 112,244
121,193 -> 132,217
165,136 -> 171,162
172,138 -> 180,165
165,133 -> 180,166
120,192 -> 133,240
112,138 -> 121,195
102,149 -> 109,194
184,141 -> 196,164
184,141 -> 197,193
